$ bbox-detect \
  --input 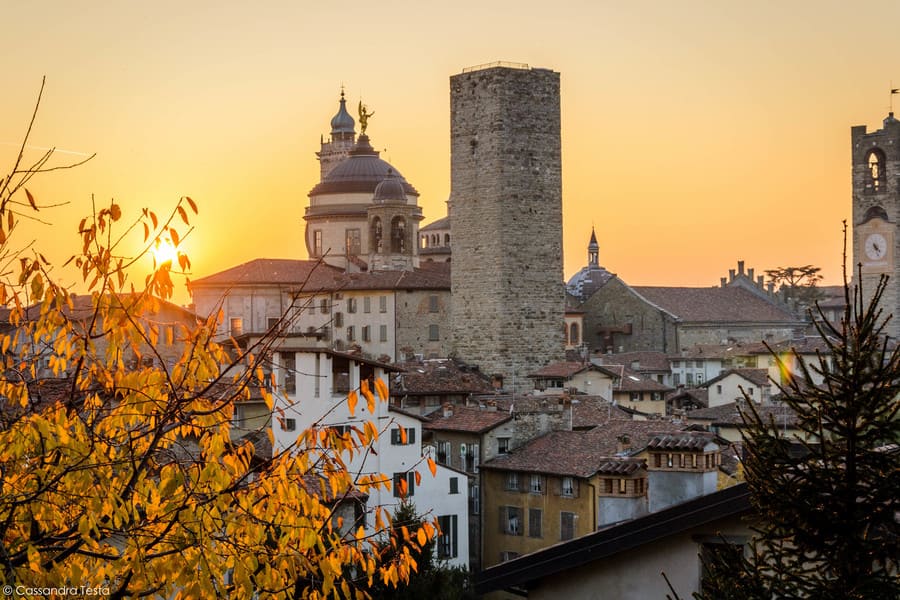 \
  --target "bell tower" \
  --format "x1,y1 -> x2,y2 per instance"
851,112 -> 900,338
